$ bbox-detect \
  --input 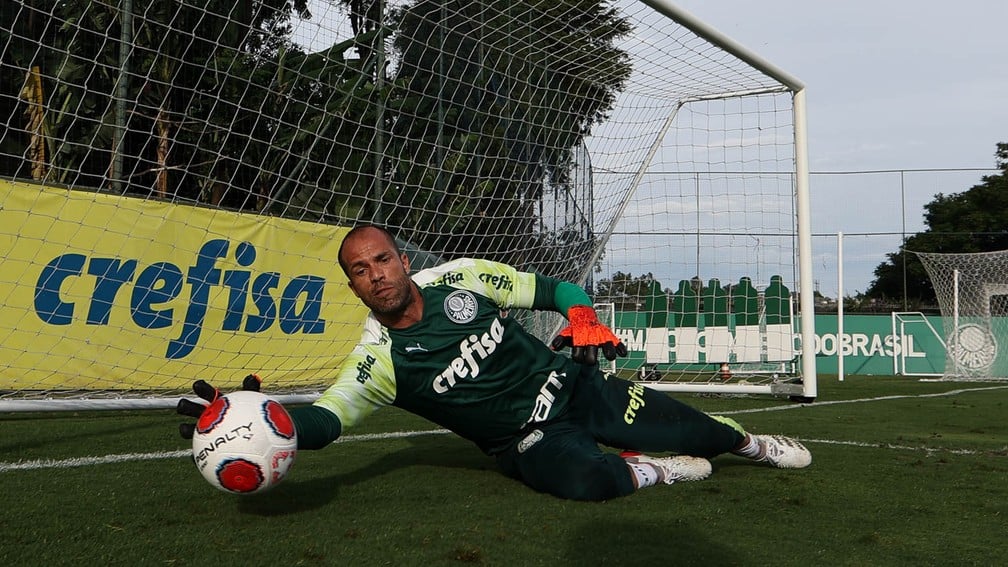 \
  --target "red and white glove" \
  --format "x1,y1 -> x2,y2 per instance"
550,305 -> 628,366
